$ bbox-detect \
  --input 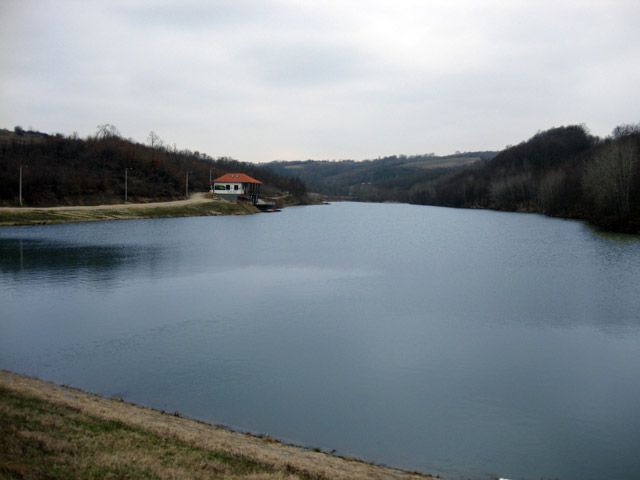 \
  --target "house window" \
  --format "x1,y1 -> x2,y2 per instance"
234,185 -> 239,190
226,185 -> 230,190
